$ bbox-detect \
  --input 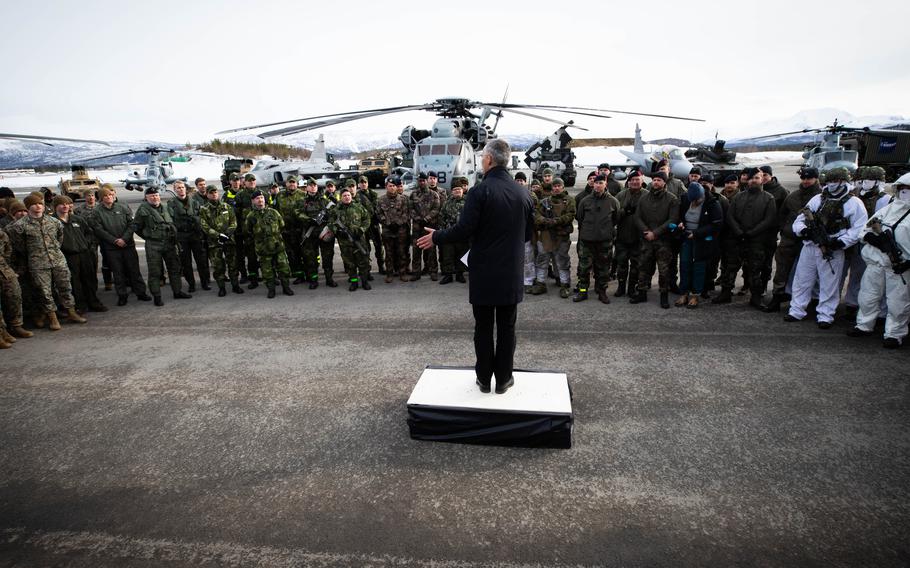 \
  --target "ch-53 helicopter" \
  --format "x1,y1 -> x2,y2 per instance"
219,97 -> 703,190
745,120 -> 910,176
79,146 -> 189,192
